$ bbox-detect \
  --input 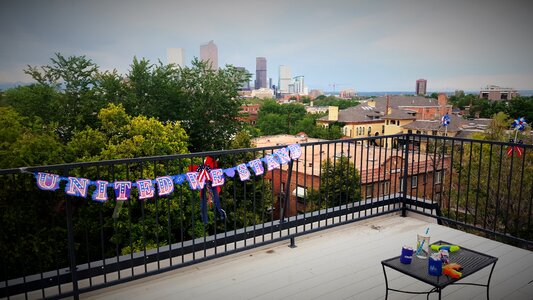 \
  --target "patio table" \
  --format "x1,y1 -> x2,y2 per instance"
381,240 -> 498,299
